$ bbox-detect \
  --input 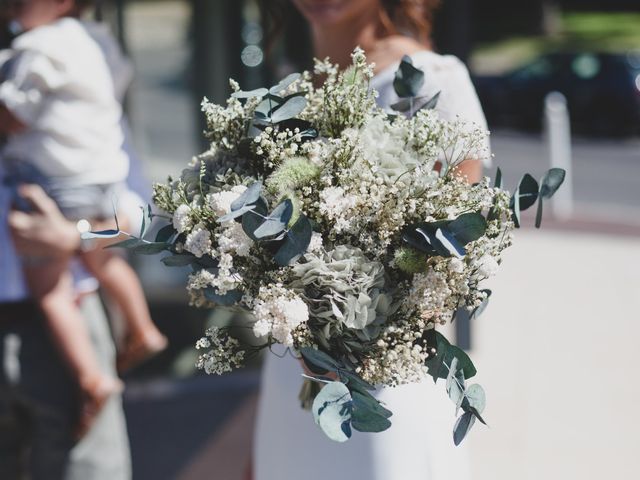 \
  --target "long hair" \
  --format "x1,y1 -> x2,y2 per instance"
260,0 -> 441,49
